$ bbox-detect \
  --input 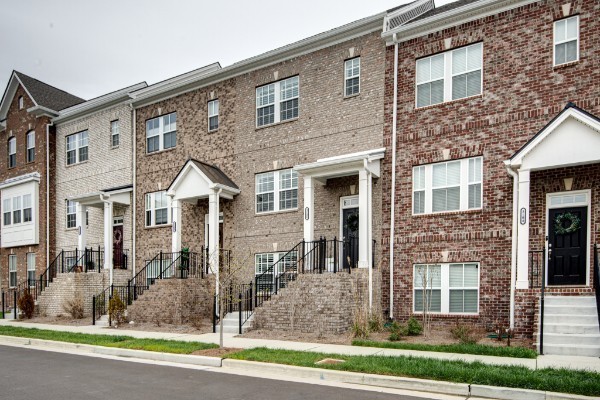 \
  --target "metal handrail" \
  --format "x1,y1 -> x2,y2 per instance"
594,244 -> 599,332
